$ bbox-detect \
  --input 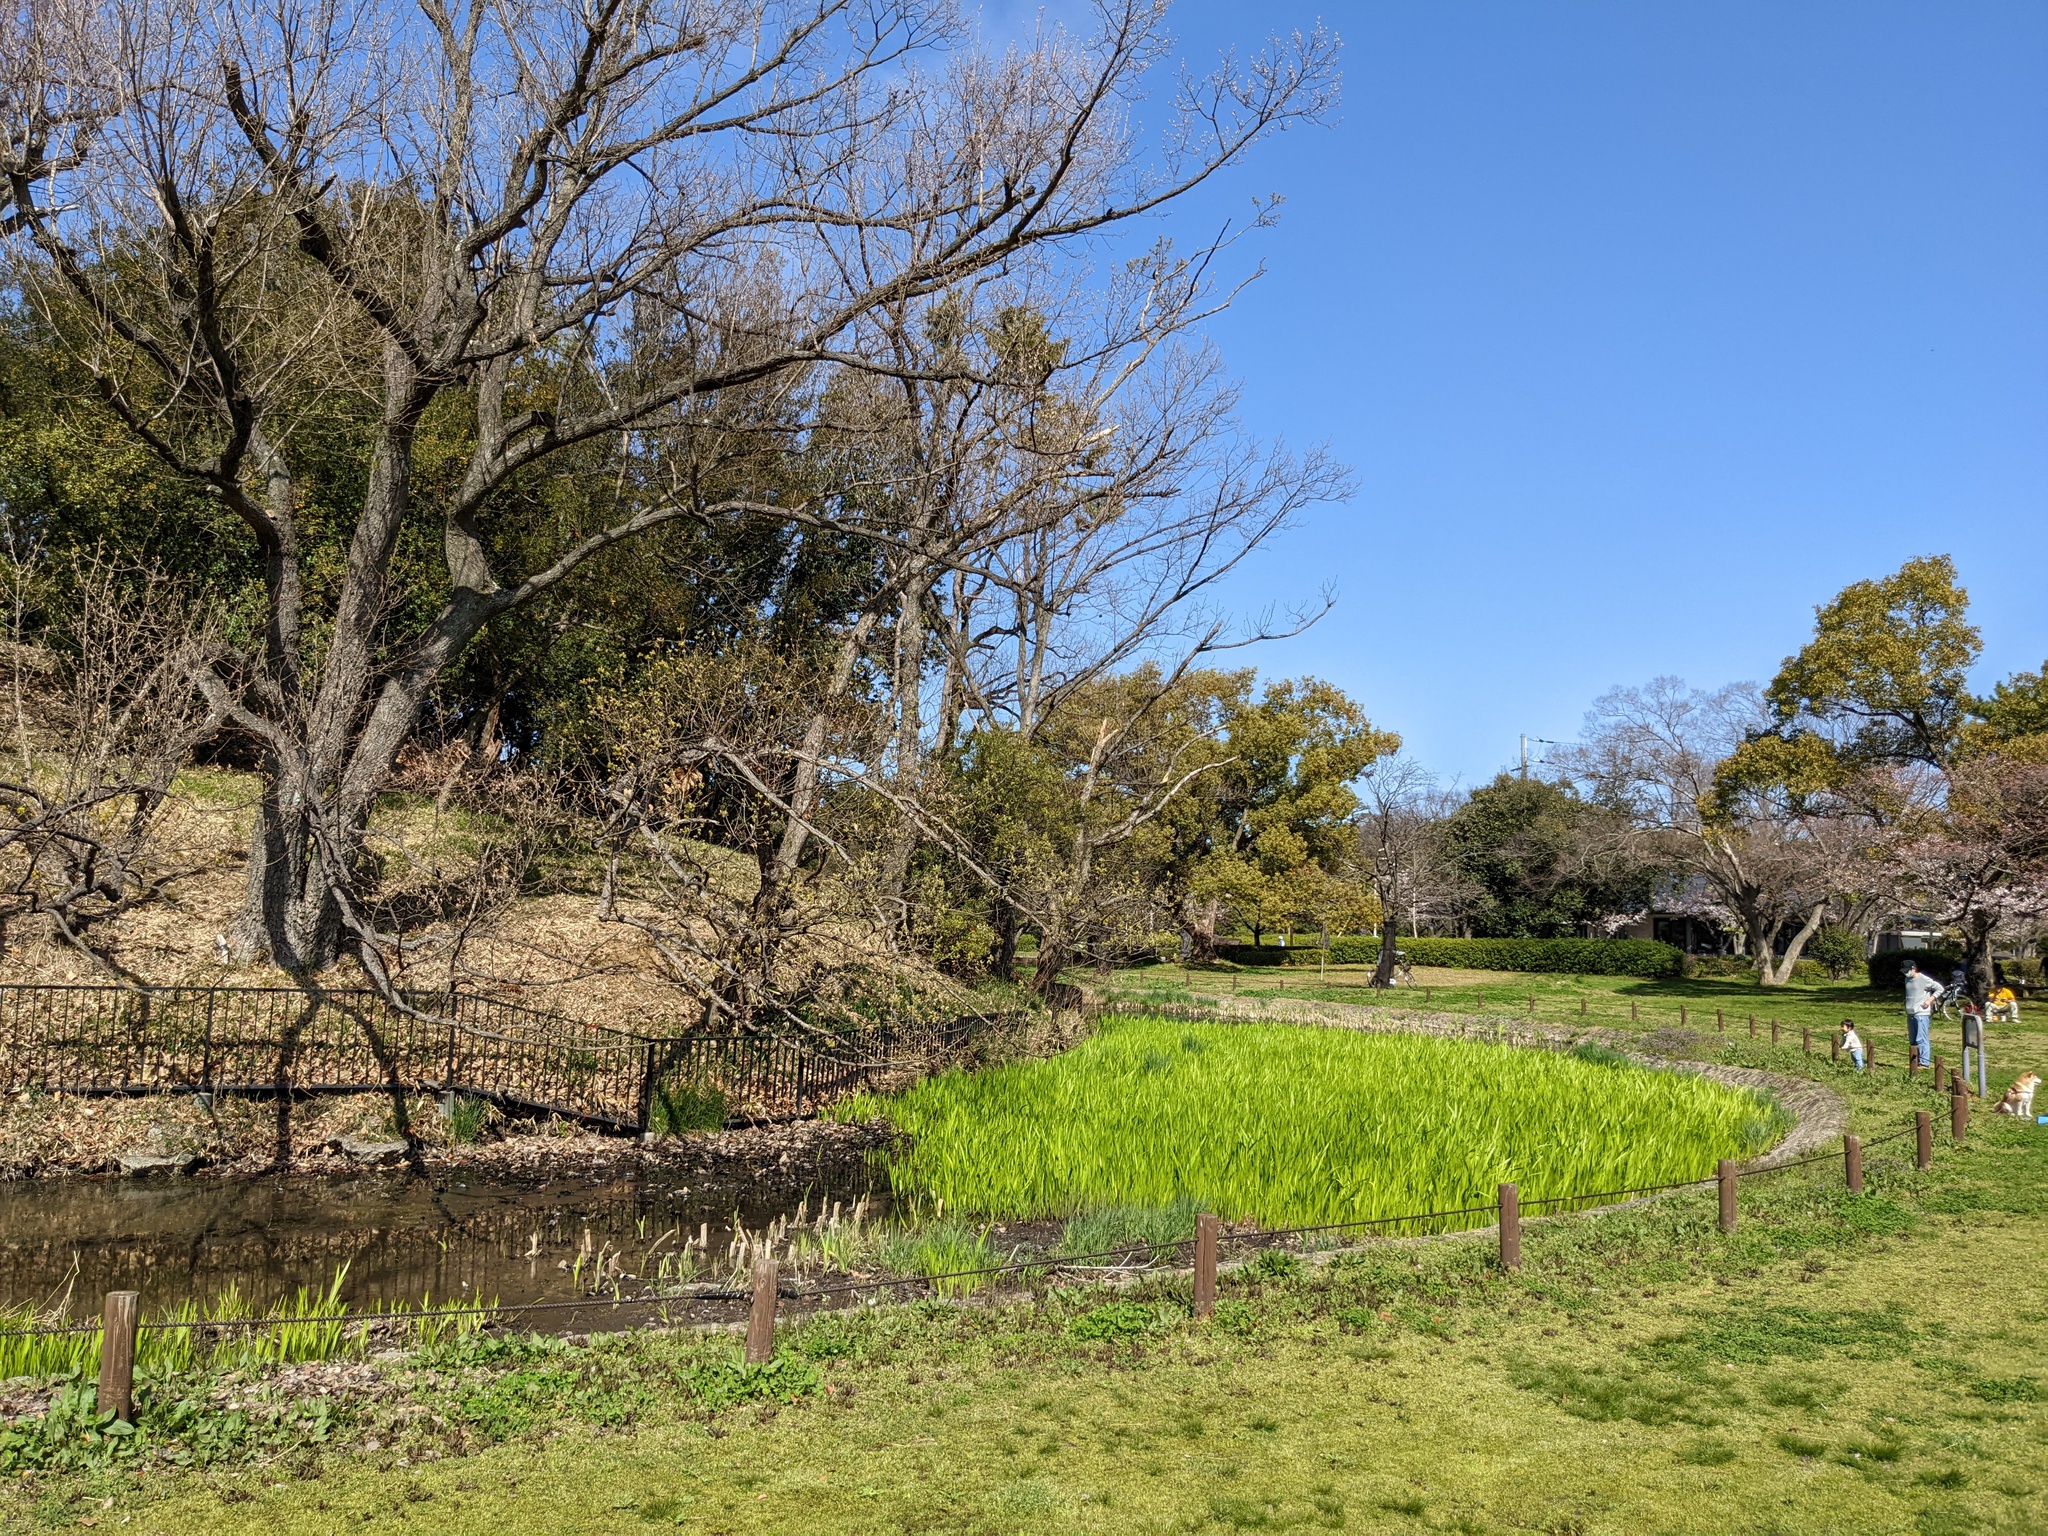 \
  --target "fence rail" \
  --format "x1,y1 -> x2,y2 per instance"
0,983 -> 1014,1132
